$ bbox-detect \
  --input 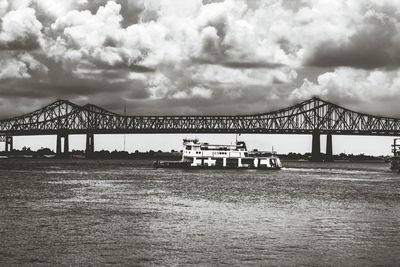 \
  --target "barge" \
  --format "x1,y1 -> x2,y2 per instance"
154,139 -> 282,170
